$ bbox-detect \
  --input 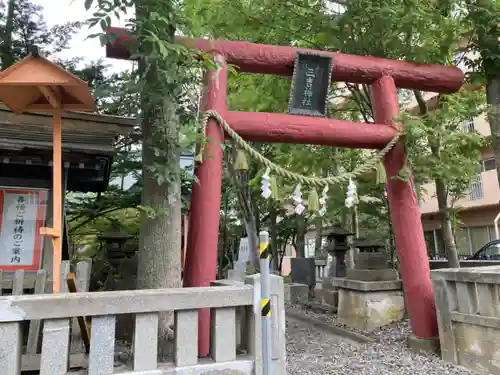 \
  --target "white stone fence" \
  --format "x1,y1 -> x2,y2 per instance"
431,266 -> 500,375
0,274 -> 286,375
315,259 -> 327,283
0,260 -> 91,372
